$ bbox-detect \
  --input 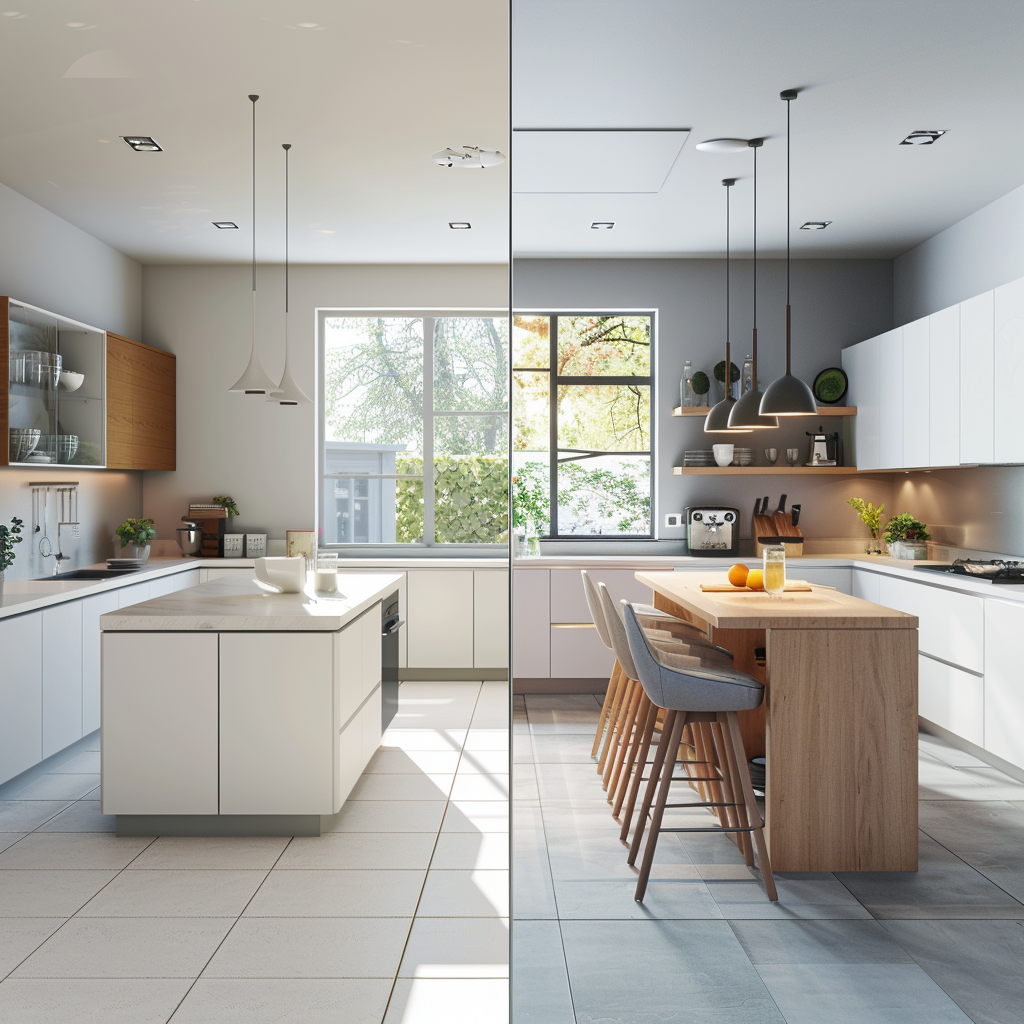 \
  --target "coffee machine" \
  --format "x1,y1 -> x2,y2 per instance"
685,506 -> 740,556
806,426 -> 843,467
